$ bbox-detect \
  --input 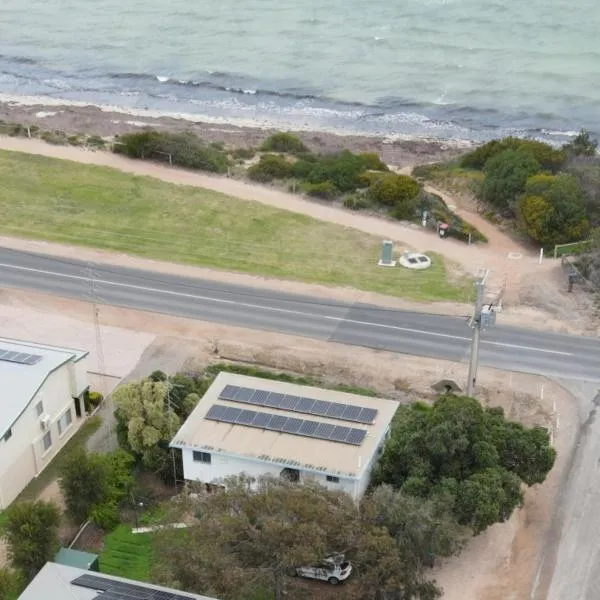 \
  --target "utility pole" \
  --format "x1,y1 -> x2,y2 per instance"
466,270 -> 498,397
